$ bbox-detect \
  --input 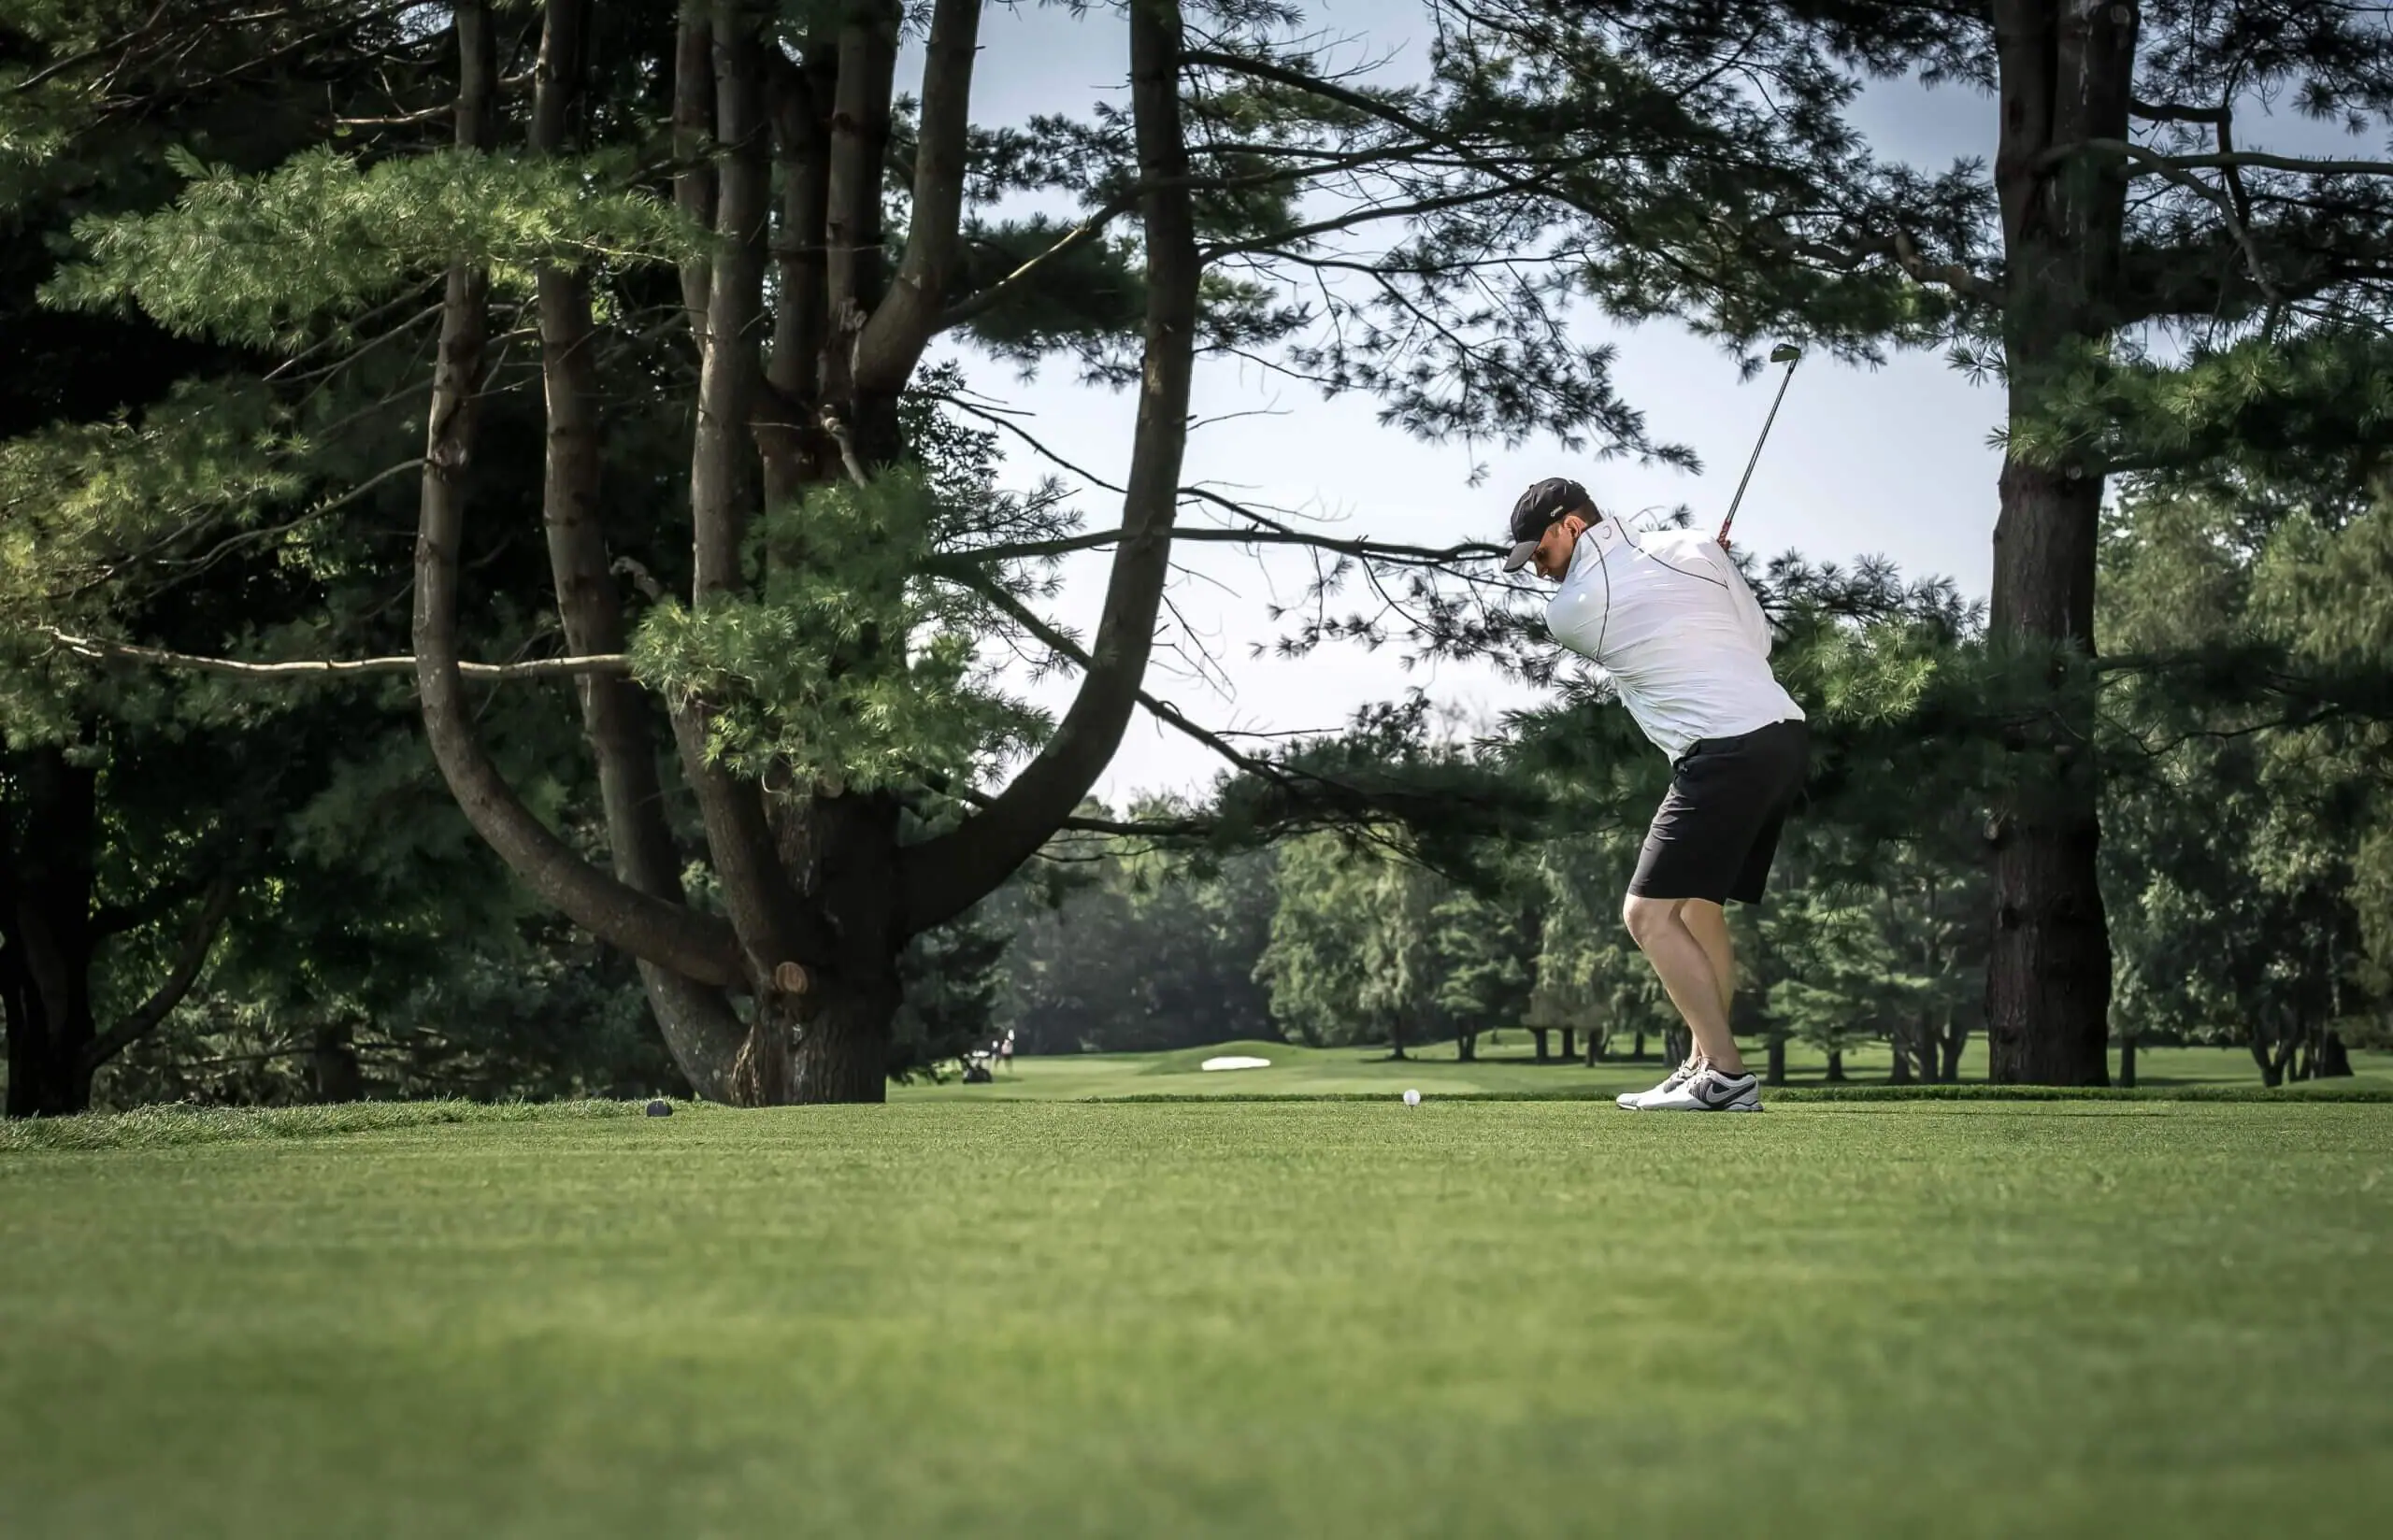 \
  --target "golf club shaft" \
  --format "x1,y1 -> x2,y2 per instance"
1717,354 -> 1800,543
